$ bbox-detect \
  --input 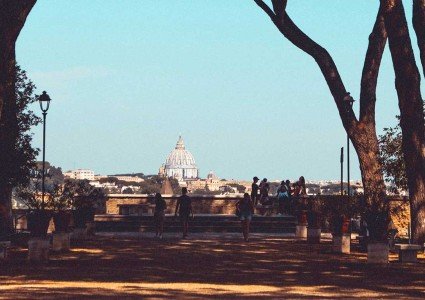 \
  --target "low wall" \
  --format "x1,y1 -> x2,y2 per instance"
105,194 -> 410,235
106,194 -> 244,215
